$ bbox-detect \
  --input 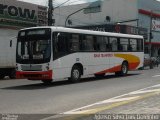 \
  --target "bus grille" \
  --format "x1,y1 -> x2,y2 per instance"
21,65 -> 42,71
23,74 -> 42,78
